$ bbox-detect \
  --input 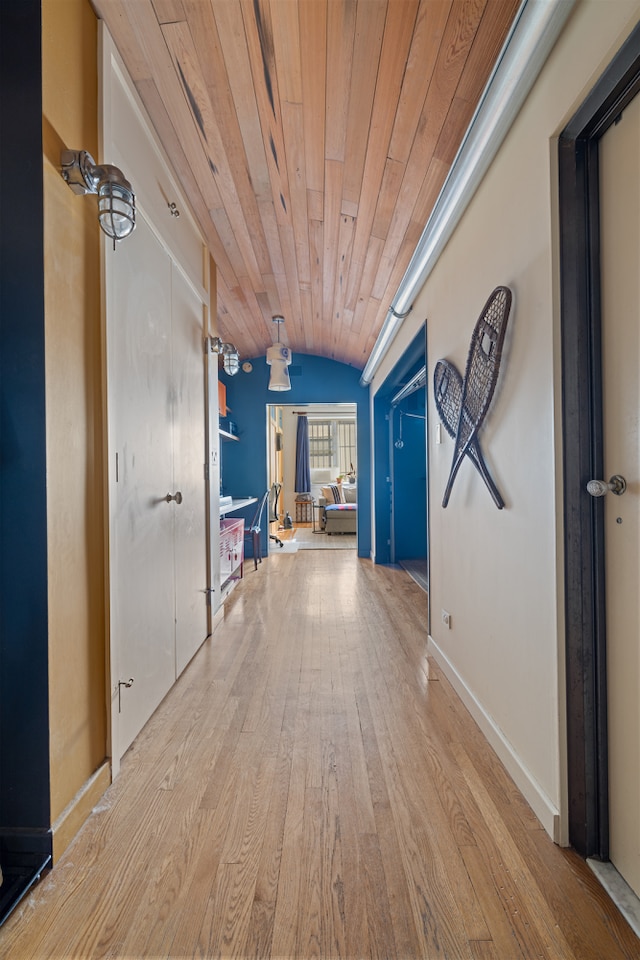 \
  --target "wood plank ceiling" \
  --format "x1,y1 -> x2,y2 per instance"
92,0 -> 521,370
